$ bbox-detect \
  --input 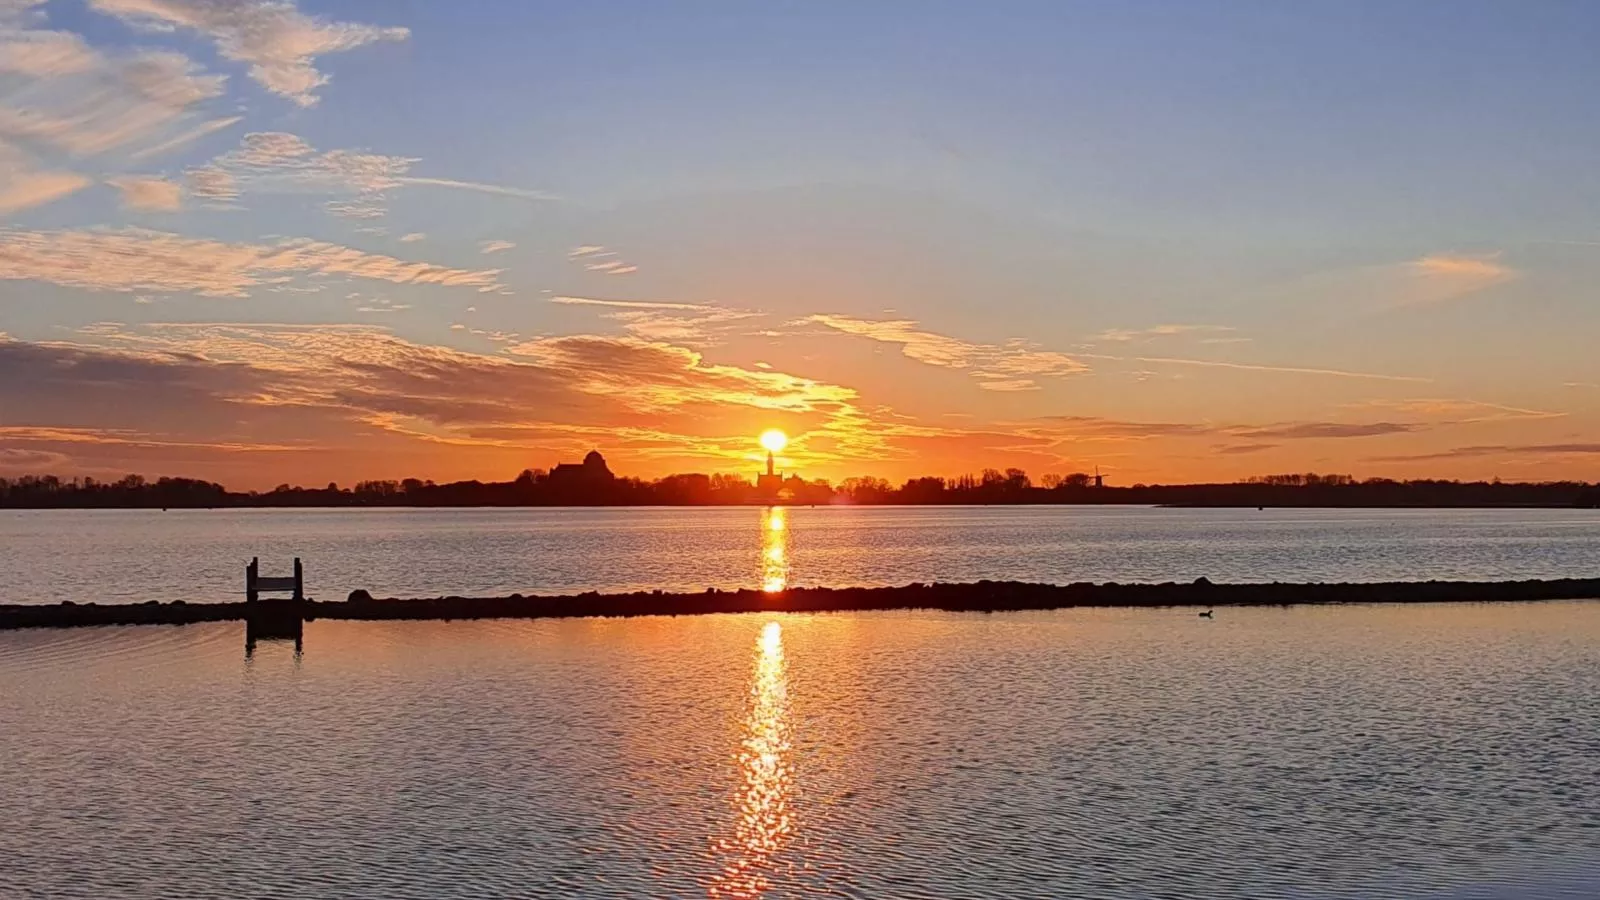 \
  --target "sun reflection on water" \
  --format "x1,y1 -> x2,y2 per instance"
761,507 -> 789,593
708,621 -> 793,898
